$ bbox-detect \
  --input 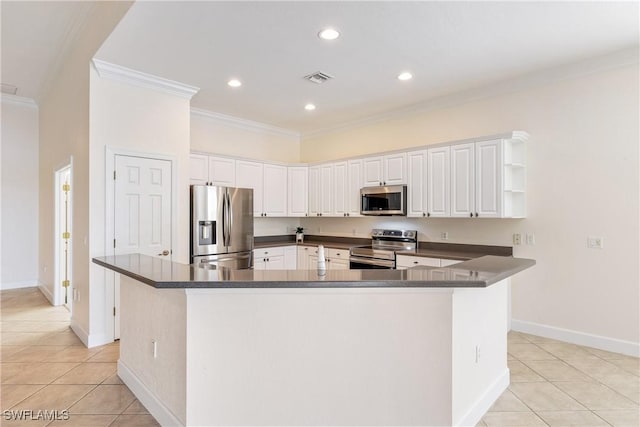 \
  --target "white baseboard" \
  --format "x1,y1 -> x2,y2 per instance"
0,280 -> 38,291
70,318 -> 113,349
70,318 -> 90,347
512,319 -> 640,358
118,360 -> 185,427
38,283 -> 55,304
455,368 -> 509,427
